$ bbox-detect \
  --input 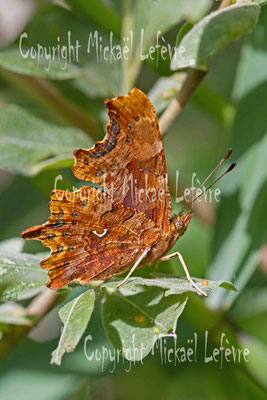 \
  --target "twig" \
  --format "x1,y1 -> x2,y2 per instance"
27,289 -> 59,319
159,69 -> 206,135
121,0 -> 134,93
159,0 -> 231,135
259,245 -> 267,274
